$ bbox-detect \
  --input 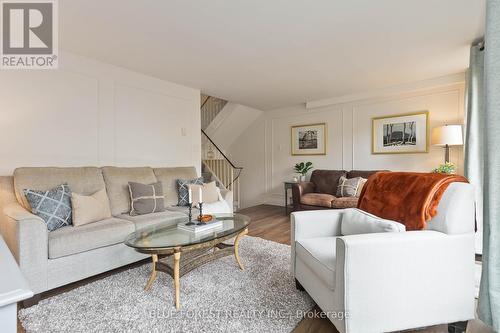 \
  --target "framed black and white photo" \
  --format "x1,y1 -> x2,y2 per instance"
372,111 -> 429,154
291,123 -> 327,155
